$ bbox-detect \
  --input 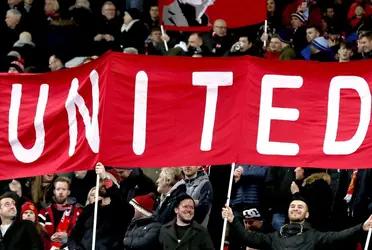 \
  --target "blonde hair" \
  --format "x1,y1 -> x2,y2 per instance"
158,168 -> 183,187
86,187 -> 96,205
